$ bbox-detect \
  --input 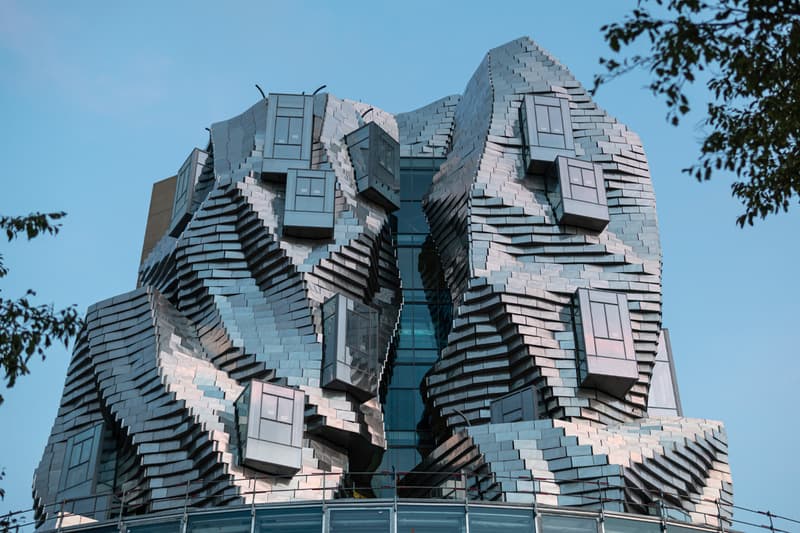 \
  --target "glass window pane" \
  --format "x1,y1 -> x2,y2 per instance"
470,507 -> 535,533
277,397 -> 294,423
288,117 -> 303,144
275,117 -> 290,144
397,505 -> 465,533
397,202 -> 428,234
541,515 -> 597,533
255,507 -> 322,533
604,518 -> 661,533
329,508 -> 391,533
667,526 -> 706,533
127,521 -> 182,533
188,510 -> 251,533
261,393 -> 278,420
605,517 -> 660,533
310,178 -> 325,196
